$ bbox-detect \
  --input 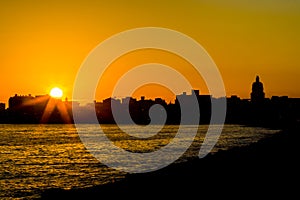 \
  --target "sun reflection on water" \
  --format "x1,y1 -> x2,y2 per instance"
0,124 -> 279,199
